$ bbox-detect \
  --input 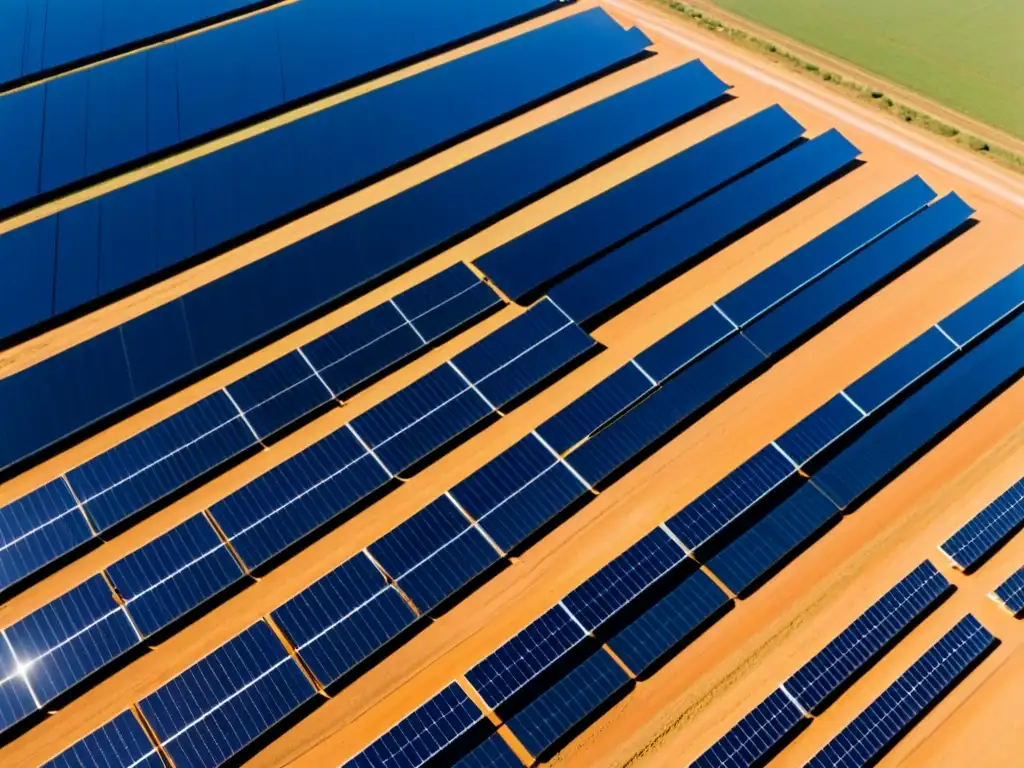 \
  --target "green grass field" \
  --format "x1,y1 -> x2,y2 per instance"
709,0 -> 1024,139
